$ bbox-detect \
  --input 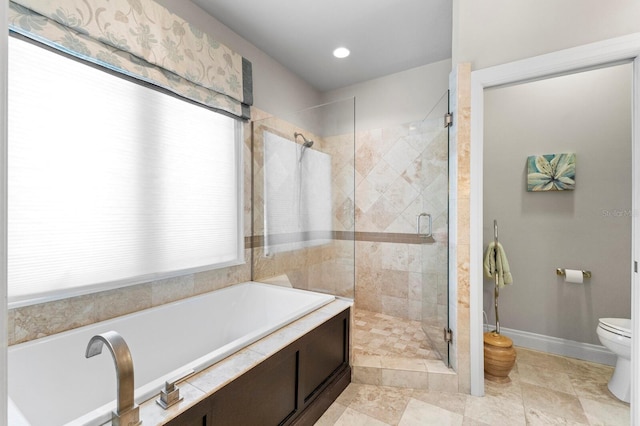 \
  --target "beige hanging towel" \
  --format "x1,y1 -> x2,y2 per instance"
483,241 -> 513,288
